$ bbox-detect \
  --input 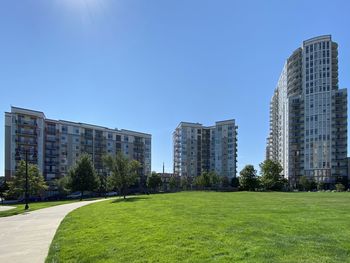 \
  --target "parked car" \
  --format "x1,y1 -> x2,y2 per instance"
17,196 -> 42,202
43,194 -> 65,201
66,191 -> 96,199
66,192 -> 82,199
105,191 -> 118,197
